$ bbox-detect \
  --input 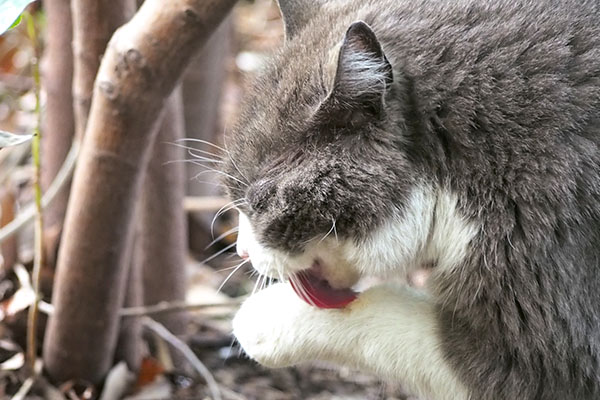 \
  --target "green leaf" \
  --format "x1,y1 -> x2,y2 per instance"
8,14 -> 21,30
0,0 -> 36,35
0,131 -> 33,149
